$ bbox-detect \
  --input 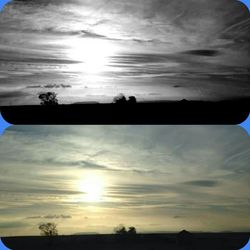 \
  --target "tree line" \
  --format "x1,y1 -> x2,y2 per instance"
38,92 -> 137,105
38,223 -> 137,236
